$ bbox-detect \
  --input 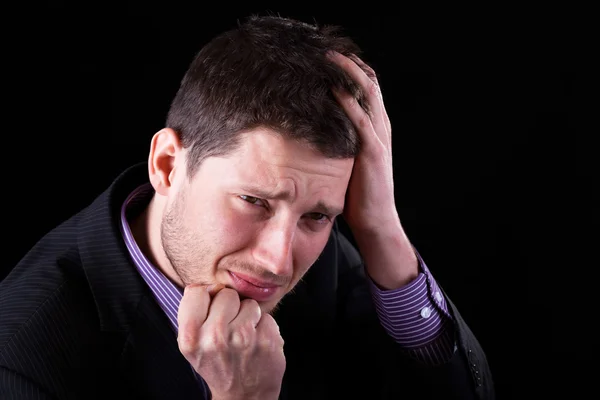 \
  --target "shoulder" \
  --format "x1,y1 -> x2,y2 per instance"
0,217 -> 102,366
